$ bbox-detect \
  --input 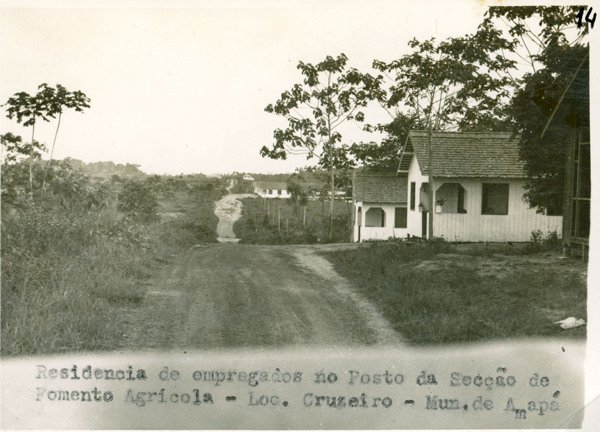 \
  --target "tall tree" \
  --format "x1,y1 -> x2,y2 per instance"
477,6 -> 587,76
41,84 -> 91,187
3,87 -> 52,188
262,54 -> 373,238
2,84 -> 90,189
371,34 -> 514,237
